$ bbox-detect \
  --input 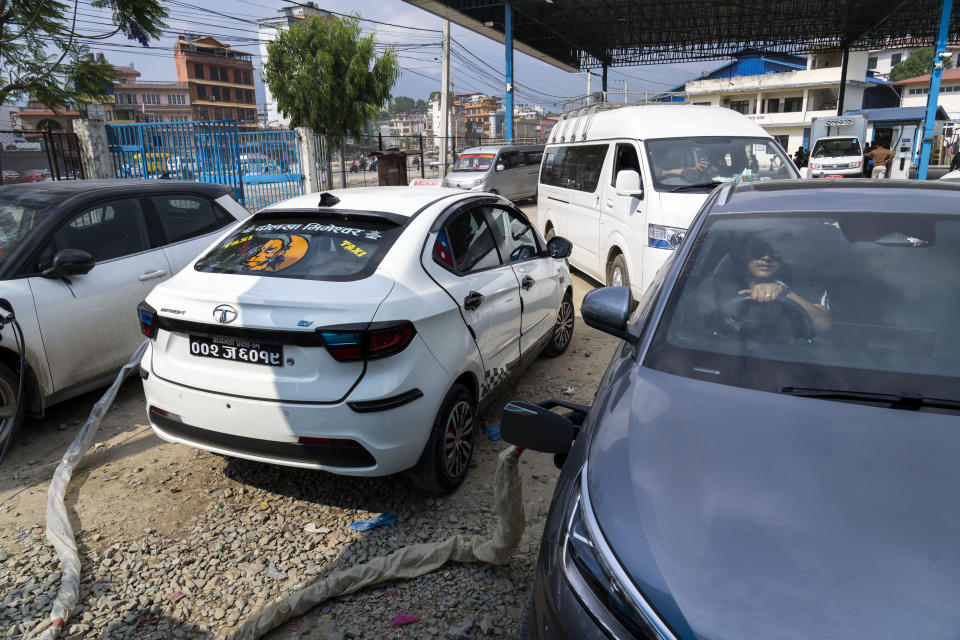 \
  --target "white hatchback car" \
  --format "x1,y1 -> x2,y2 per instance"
139,187 -> 575,492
